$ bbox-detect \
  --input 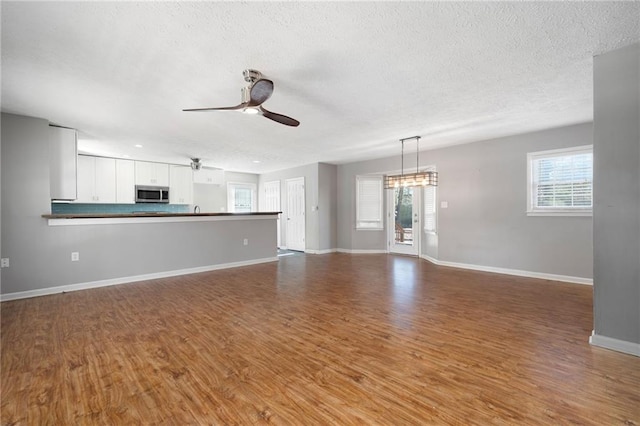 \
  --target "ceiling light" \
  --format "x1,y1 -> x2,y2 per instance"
134,144 -> 143,148
242,107 -> 260,115
252,160 -> 261,164
384,136 -> 438,189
